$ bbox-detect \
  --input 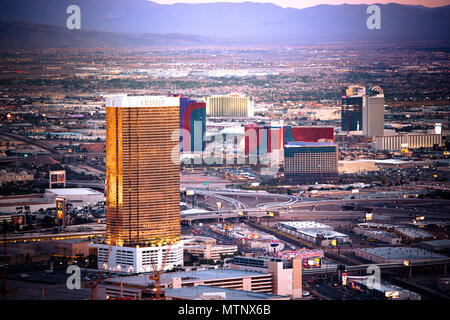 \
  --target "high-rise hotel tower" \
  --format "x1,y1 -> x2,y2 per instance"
341,85 -> 385,137
341,85 -> 365,132
90,96 -> 183,273
205,94 -> 254,118
362,86 -> 385,137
